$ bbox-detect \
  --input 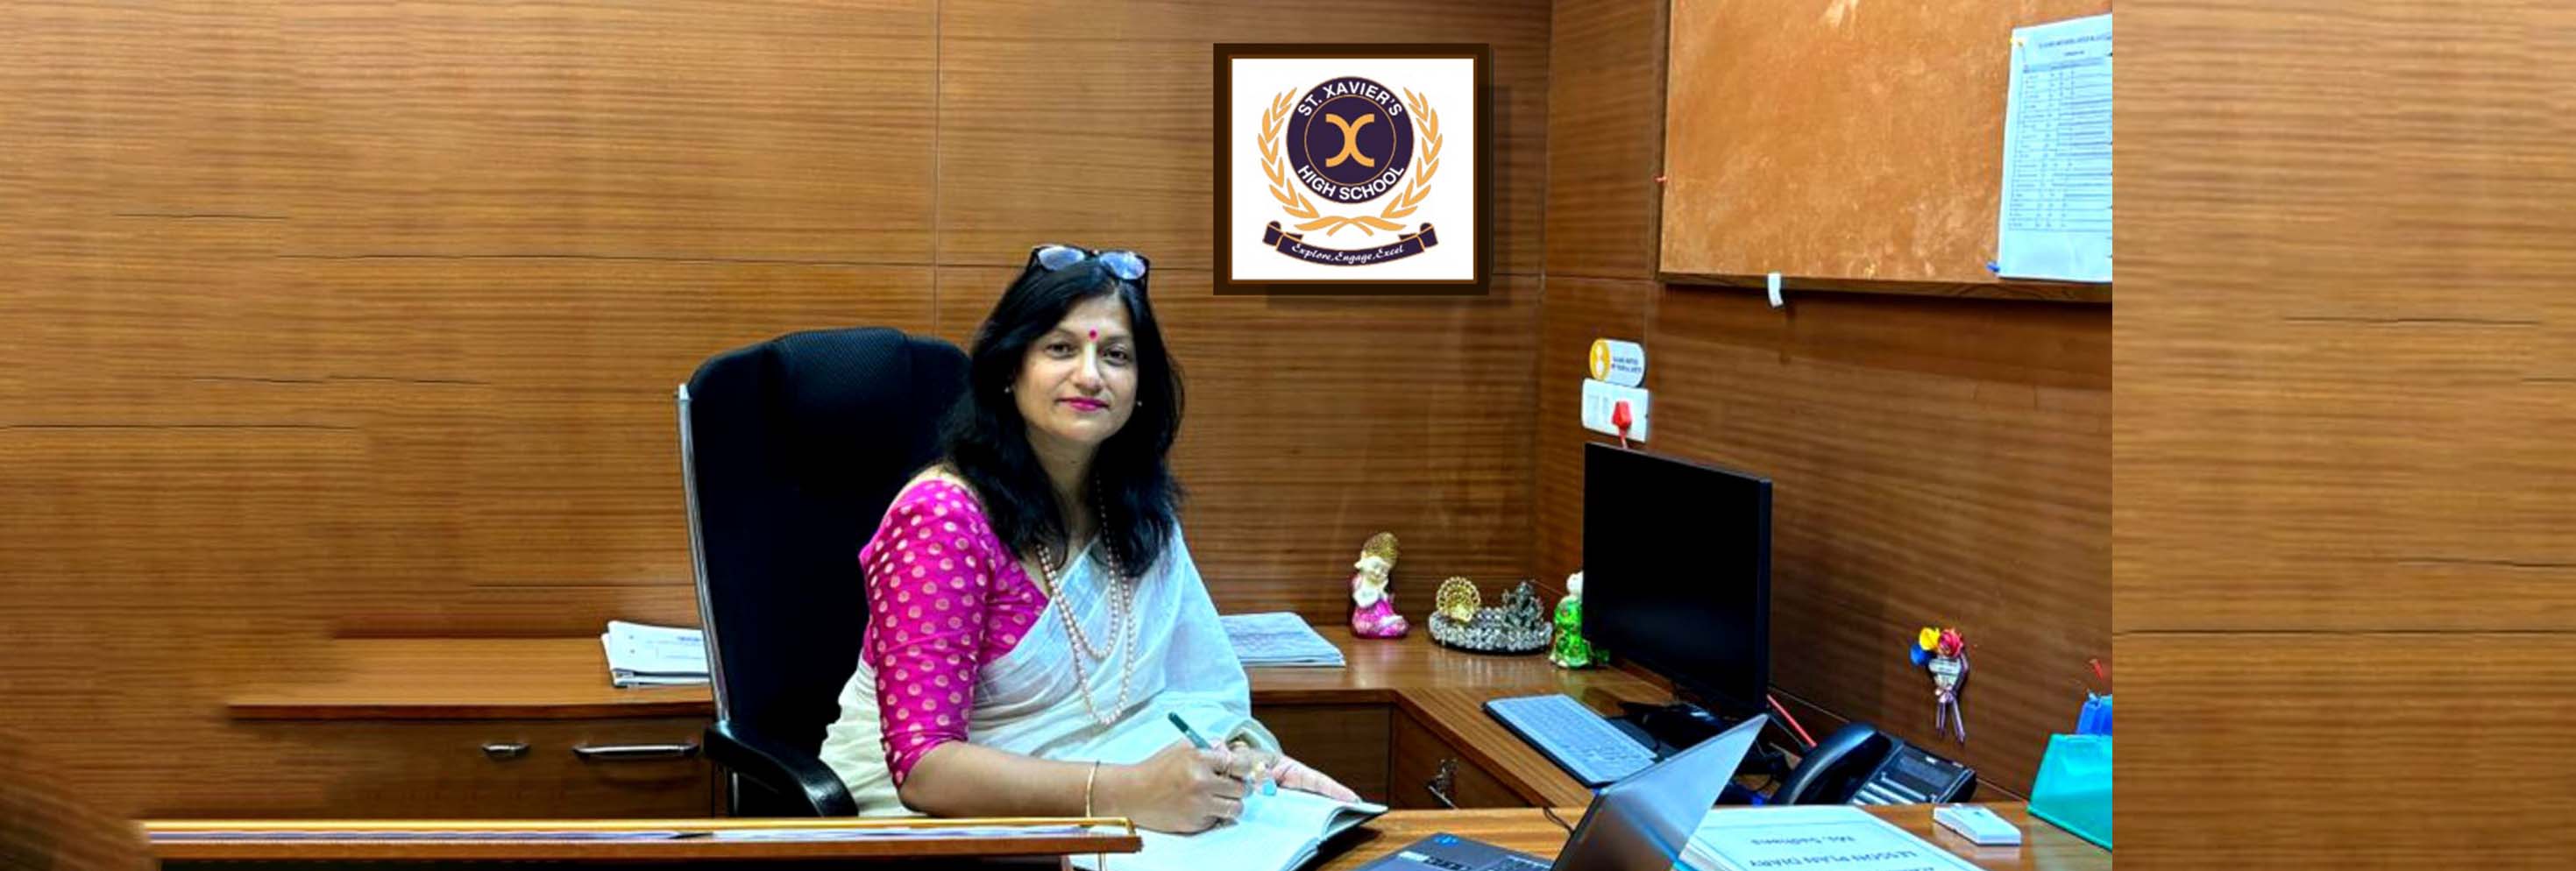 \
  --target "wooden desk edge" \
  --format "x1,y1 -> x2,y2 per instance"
145,818 -> 1142,862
